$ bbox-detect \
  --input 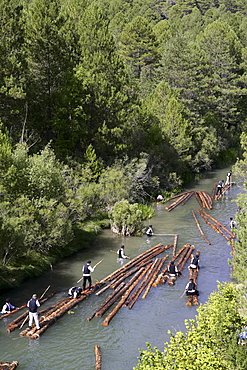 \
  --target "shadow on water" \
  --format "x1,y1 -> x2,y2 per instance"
0,166 -> 244,370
